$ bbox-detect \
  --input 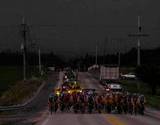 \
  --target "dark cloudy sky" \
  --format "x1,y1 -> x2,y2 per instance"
0,0 -> 160,56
